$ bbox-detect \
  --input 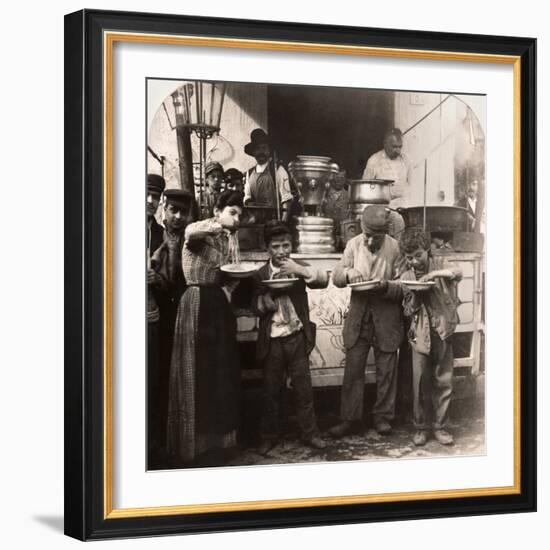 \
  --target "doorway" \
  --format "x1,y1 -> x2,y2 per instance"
267,84 -> 394,179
